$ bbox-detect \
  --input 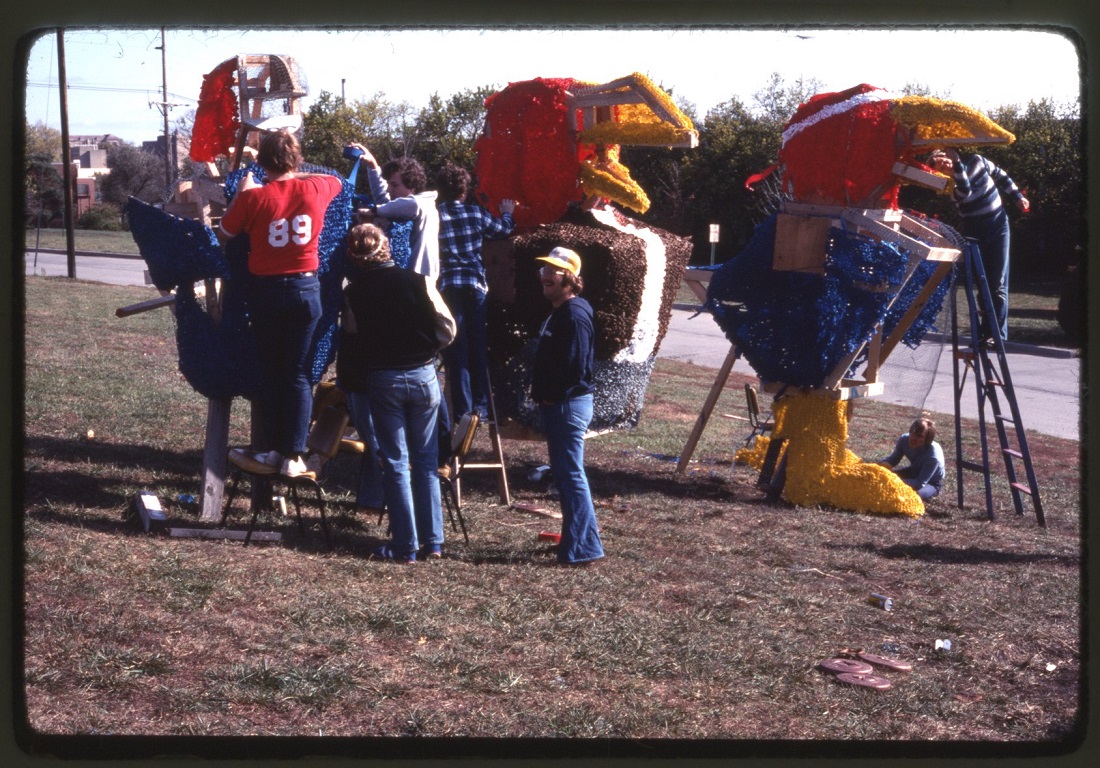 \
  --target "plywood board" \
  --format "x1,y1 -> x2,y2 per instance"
773,213 -> 833,274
